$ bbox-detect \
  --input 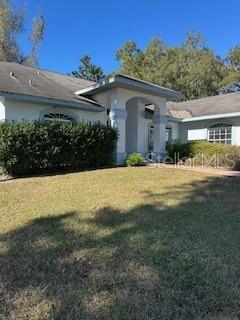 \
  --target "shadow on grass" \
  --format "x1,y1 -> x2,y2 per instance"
1,176 -> 240,319
0,165 -> 119,183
